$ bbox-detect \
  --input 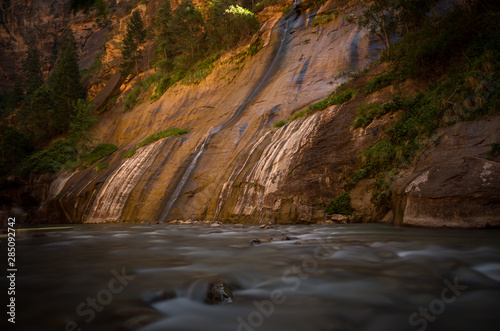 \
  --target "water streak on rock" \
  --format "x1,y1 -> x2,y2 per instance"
86,140 -> 164,222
